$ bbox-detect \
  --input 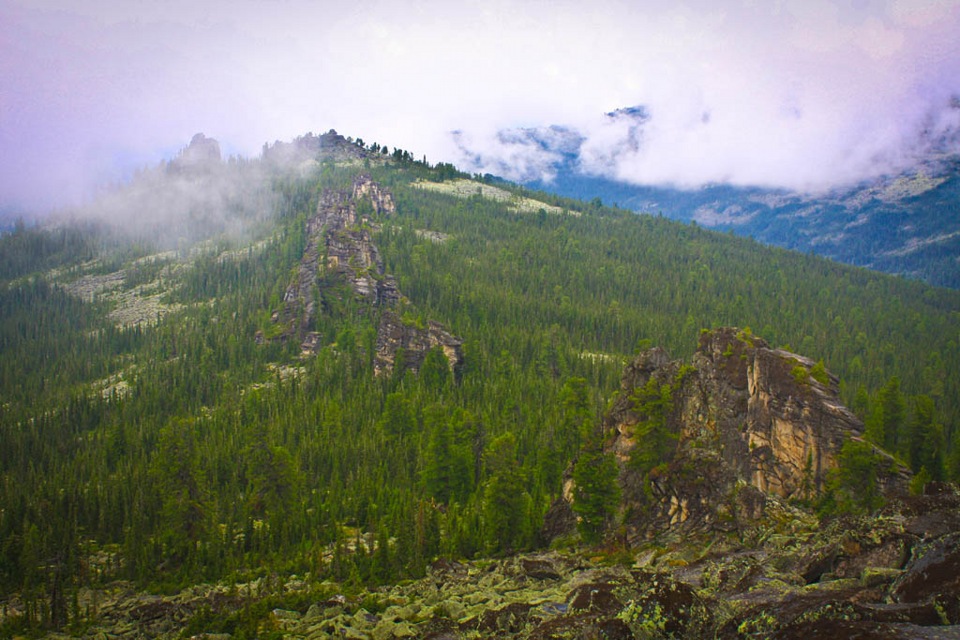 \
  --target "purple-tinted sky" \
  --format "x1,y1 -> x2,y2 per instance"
2,0 -> 960,211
